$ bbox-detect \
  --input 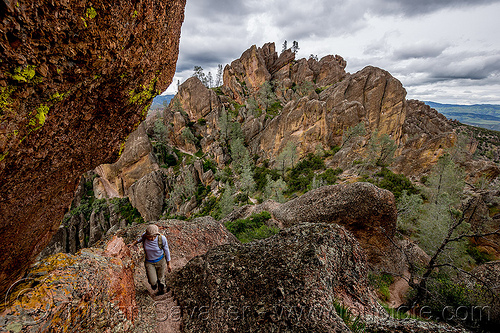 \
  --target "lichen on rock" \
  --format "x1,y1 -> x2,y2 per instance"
0,0 -> 186,296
